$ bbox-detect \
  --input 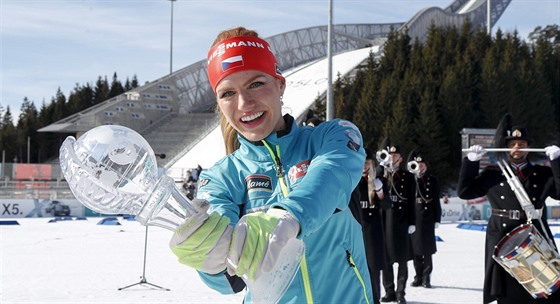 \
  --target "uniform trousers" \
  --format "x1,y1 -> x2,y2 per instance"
412,254 -> 433,283
382,261 -> 408,296
370,267 -> 381,304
